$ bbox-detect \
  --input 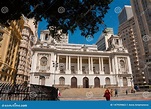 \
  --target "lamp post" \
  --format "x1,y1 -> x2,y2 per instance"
52,61 -> 58,87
